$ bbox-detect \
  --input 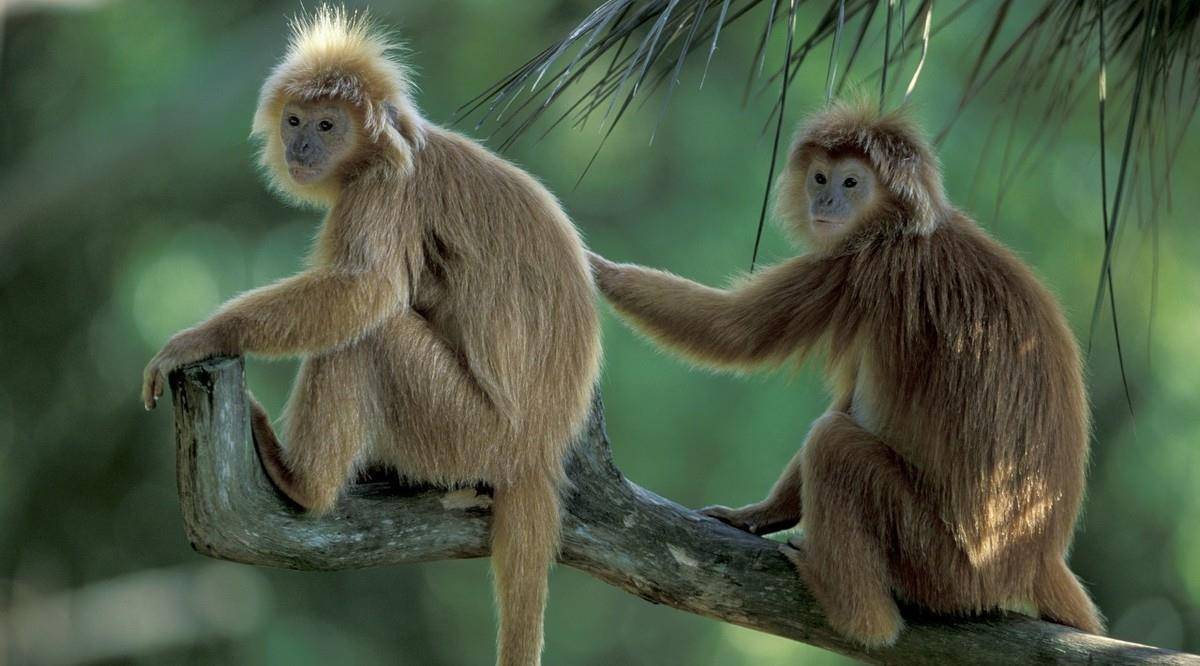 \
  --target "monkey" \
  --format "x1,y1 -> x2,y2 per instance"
588,101 -> 1101,647
141,7 -> 600,665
